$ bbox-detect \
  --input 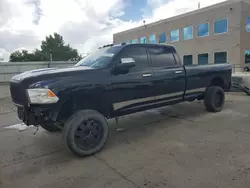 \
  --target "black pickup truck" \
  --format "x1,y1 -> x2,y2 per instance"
10,43 -> 232,156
